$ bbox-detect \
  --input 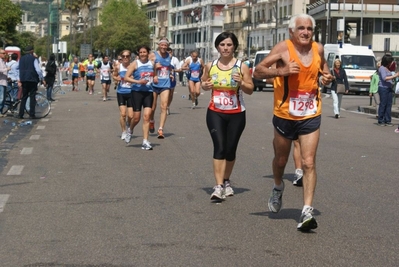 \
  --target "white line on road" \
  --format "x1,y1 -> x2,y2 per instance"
0,194 -> 10,213
41,118 -> 49,122
37,126 -> 45,130
7,165 -> 24,175
29,135 -> 40,140
20,147 -> 33,155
